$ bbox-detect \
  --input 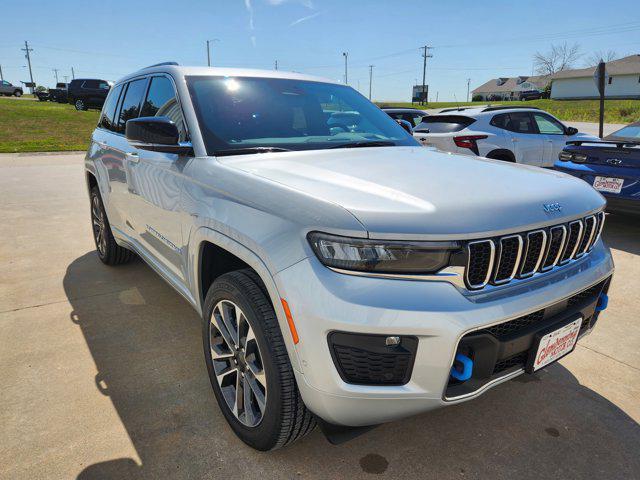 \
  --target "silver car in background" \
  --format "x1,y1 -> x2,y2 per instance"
84,64 -> 614,450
